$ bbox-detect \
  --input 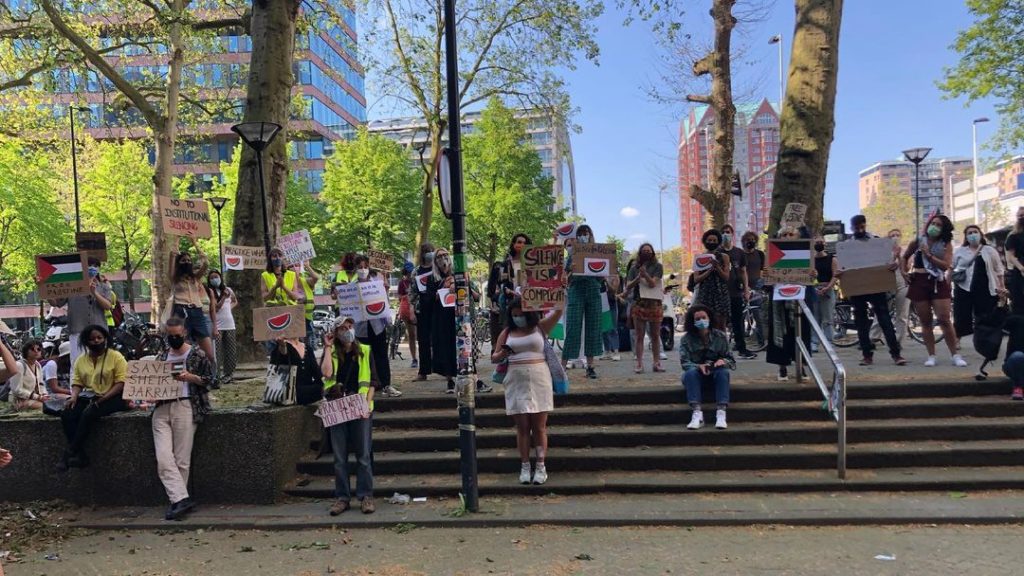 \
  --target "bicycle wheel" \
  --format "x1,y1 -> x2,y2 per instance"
389,320 -> 404,360
831,304 -> 860,348
908,307 -> 945,345
743,307 -> 767,352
